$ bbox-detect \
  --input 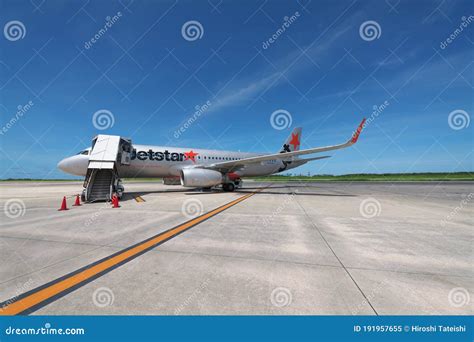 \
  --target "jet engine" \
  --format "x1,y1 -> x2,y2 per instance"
180,168 -> 223,187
